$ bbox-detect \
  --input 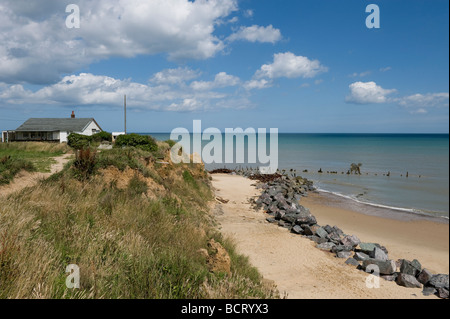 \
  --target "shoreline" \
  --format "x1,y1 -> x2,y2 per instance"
302,192 -> 449,275
211,173 -> 449,298
313,189 -> 449,224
